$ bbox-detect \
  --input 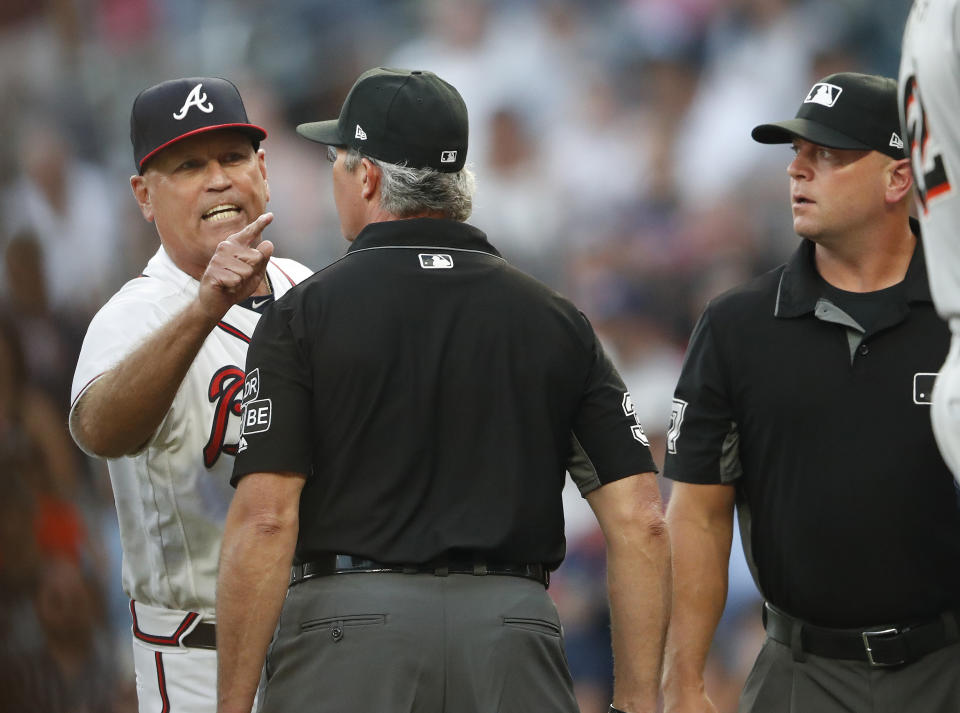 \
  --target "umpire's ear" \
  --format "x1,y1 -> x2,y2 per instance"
130,174 -> 155,222
886,157 -> 914,205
